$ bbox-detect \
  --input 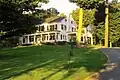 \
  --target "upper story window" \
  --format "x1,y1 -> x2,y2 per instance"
71,21 -> 73,24
47,26 -> 49,31
72,28 -> 74,32
55,24 -> 57,30
65,19 -> 67,22
64,25 -> 67,30
50,25 -> 54,31
61,24 -> 64,30
40,26 -> 44,31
